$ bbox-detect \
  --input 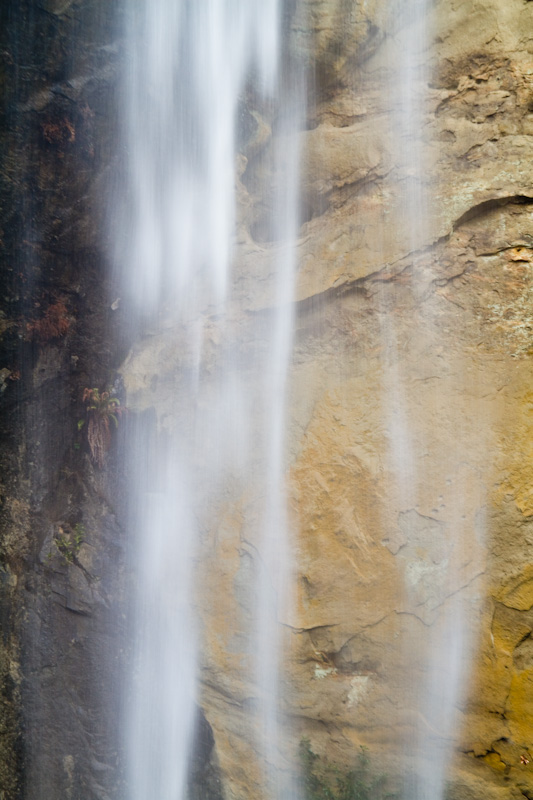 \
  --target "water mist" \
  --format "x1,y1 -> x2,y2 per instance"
113,1 -> 304,797
111,2 -> 474,799
383,4 -> 475,798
